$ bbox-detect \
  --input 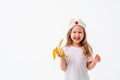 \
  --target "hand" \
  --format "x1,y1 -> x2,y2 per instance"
94,54 -> 101,63
56,52 -> 65,59
56,52 -> 61,57
52,39 -> 67,60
